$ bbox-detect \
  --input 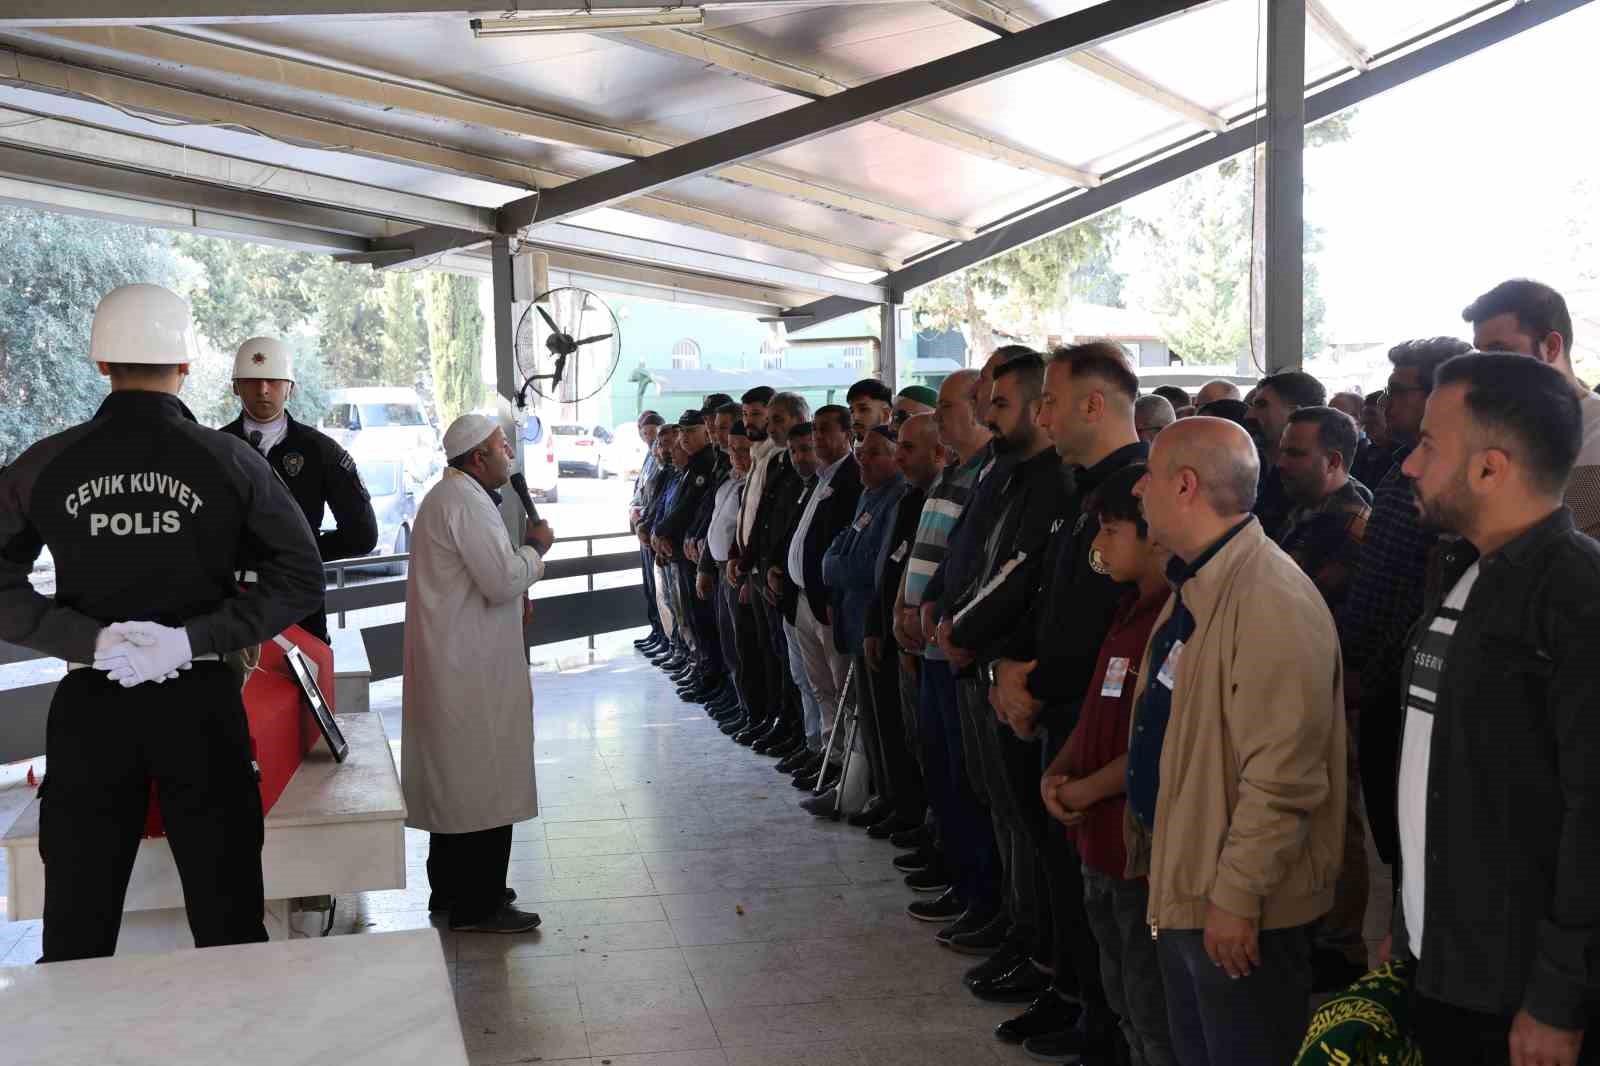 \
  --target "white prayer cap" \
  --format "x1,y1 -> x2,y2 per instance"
443,413 -> 499,460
